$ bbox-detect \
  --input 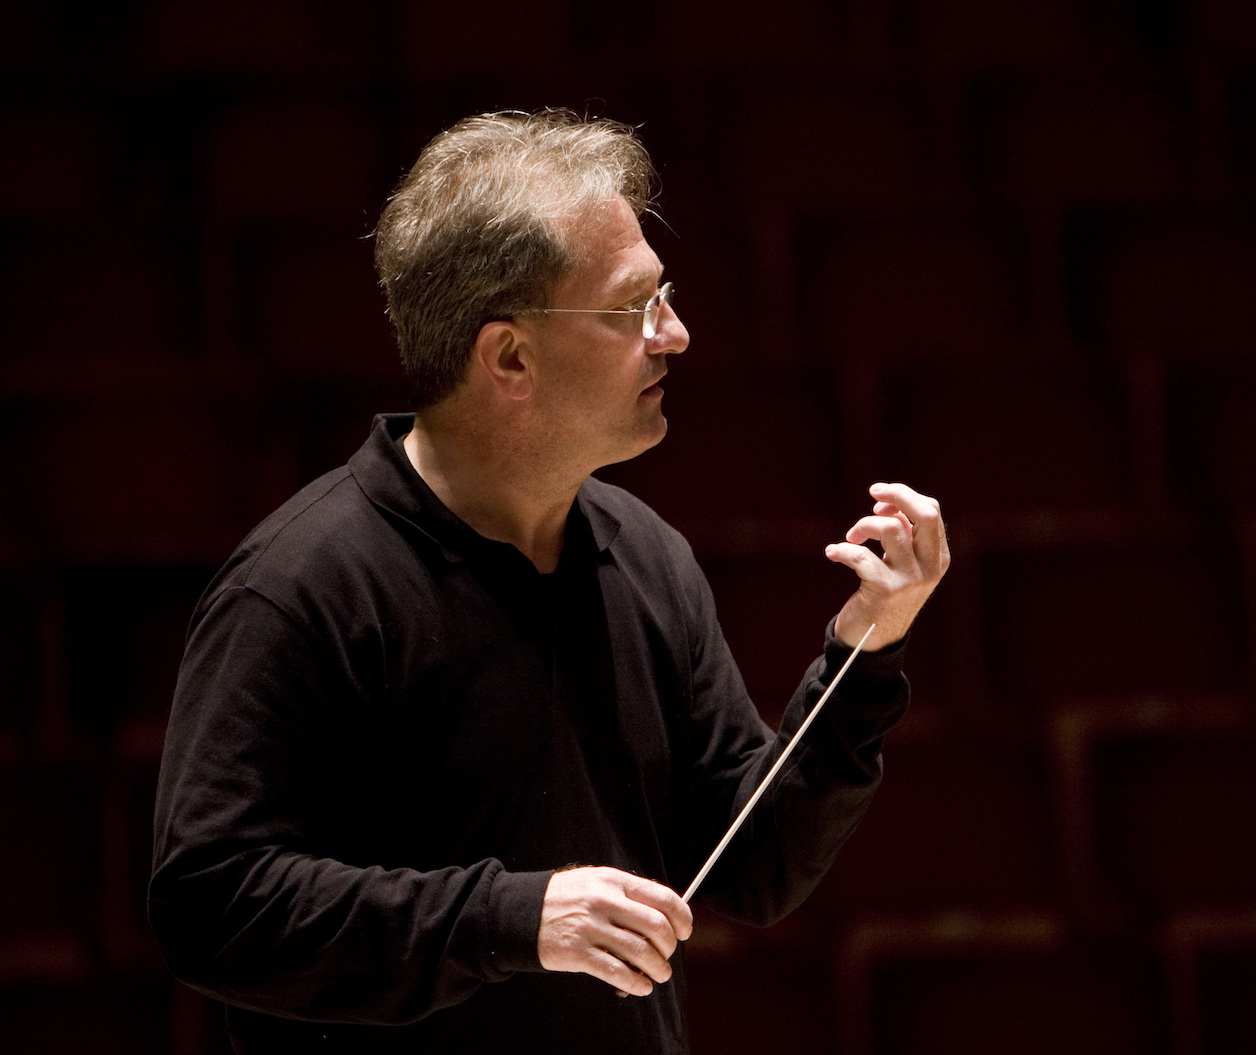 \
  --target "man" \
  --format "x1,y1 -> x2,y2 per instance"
150,110 -> 948,1054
